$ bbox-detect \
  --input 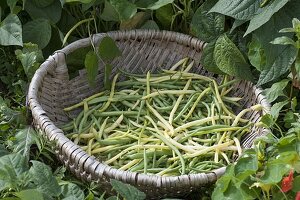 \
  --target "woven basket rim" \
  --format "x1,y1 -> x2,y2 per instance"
27,29 -> 271,192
